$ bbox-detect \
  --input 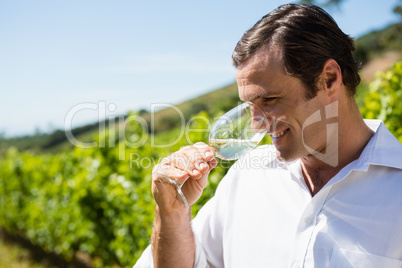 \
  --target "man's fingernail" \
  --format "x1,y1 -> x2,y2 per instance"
199,162 -> 208,169
204,151 -> 213,158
